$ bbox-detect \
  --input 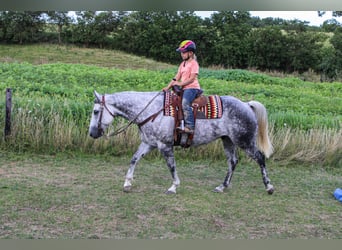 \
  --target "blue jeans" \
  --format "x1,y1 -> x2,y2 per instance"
182,88 -> 201,129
